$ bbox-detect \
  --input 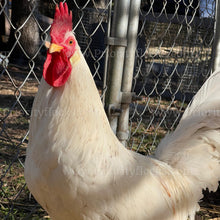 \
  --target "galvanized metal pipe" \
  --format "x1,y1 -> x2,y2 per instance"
105,0 -> 131,133
102,0 -> 113,105
117,0 -> 141,145
212,0 -> 220,72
